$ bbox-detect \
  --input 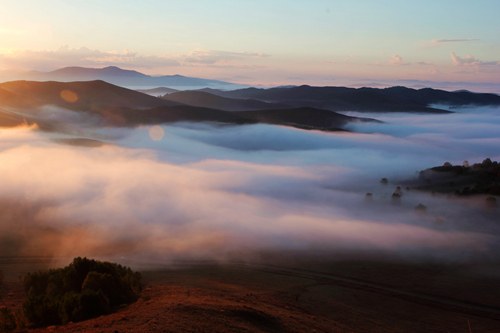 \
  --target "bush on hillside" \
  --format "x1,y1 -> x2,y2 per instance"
0,307 -> 17,332
22,257 -> 141,326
